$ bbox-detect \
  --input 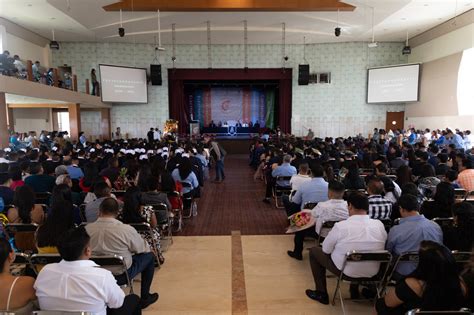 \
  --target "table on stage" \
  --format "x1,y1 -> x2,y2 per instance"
201,126 -> 260,136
